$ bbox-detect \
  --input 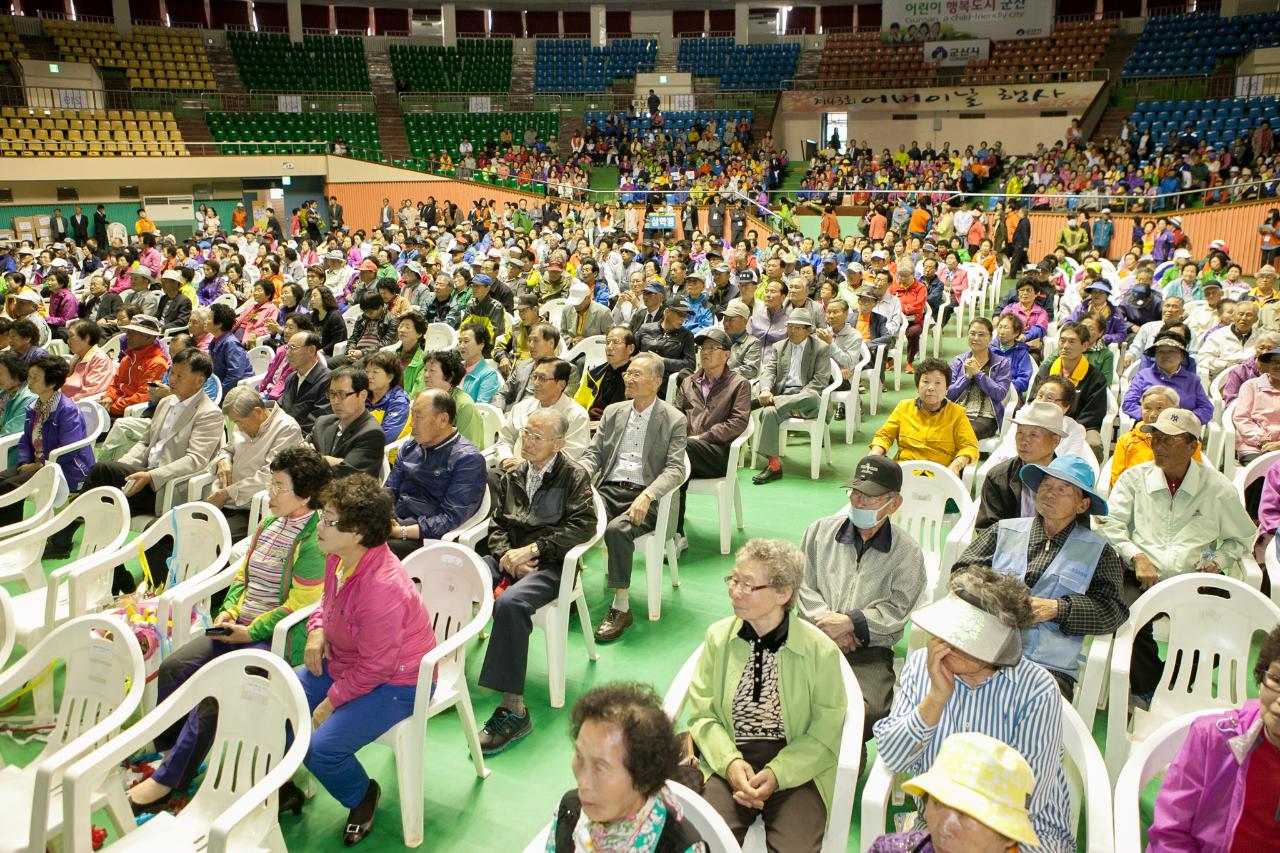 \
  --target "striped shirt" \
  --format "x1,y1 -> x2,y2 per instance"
872,649 -> 1075,853
238,513 -> 312,625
